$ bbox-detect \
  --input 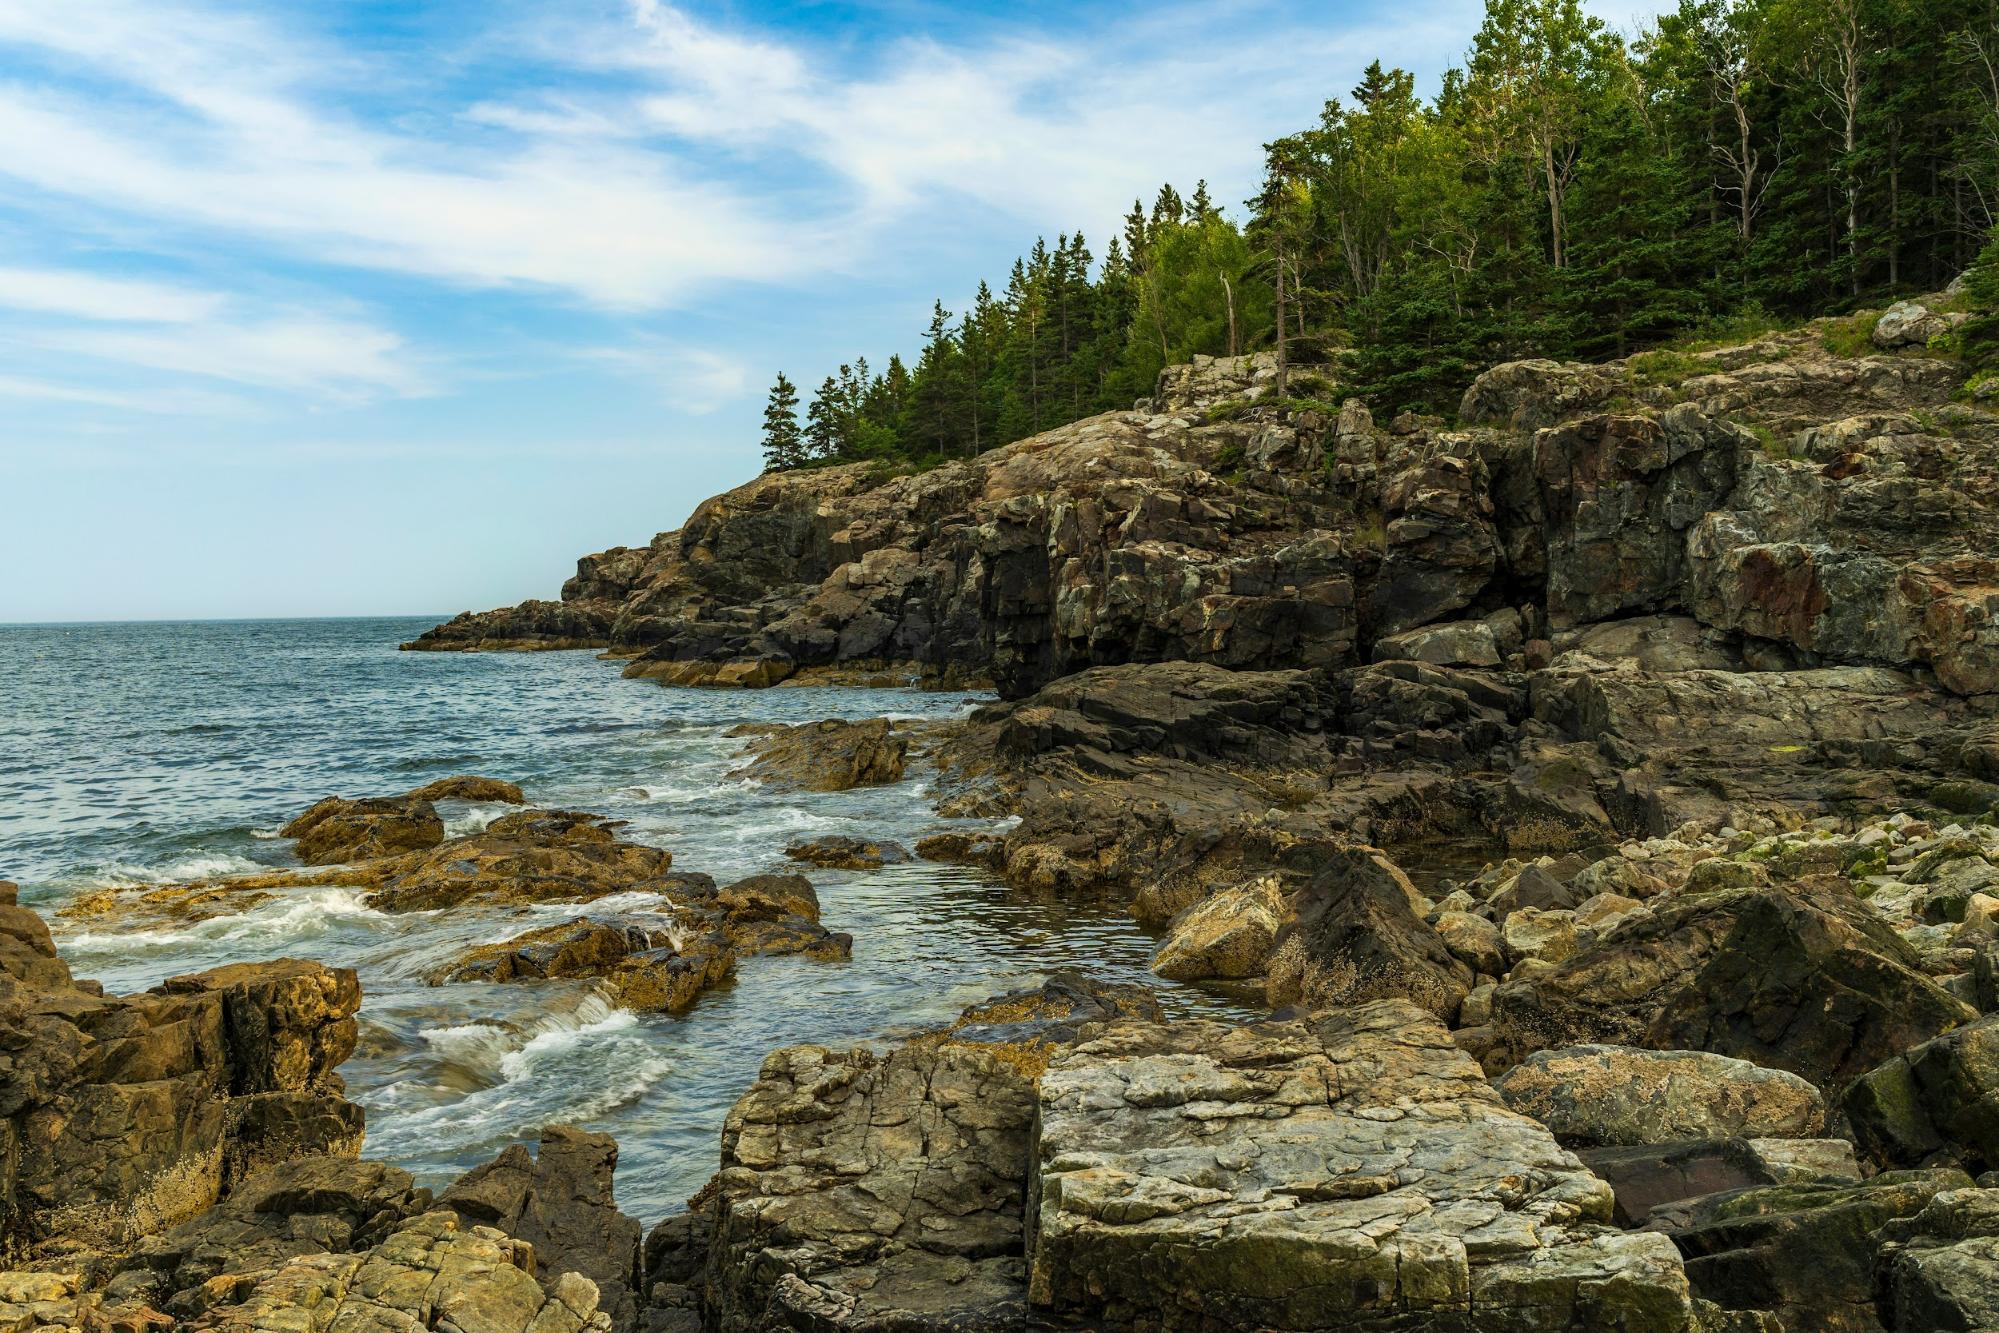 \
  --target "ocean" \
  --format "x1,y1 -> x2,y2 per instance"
0,617 -> 1240,1220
